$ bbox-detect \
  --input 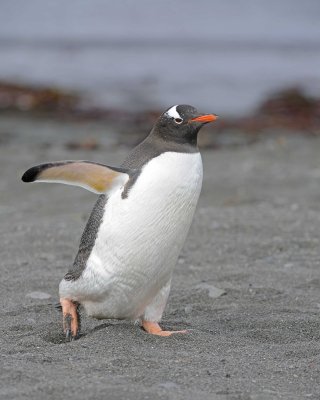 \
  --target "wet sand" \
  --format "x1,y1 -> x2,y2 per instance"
1,115 -> 320,399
